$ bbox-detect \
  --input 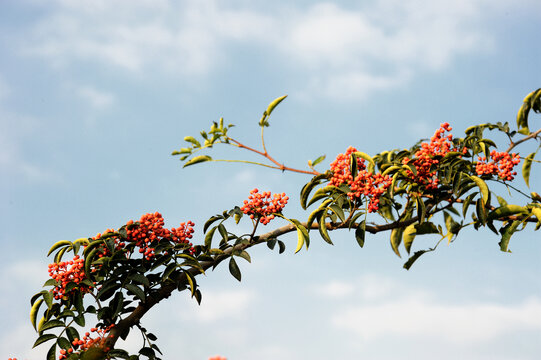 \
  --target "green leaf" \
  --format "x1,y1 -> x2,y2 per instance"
278,240 -> 286,254
96,281 -> 120,300
469,175 -> 489,207
125,284 -> 146,302
300,174 -> 329,209
229,257 -> 242,281
293,221 -> 309,253
265,95 -> 287,119
499,220 -> 520,252
203,215 -> 223,233
403,250 -> 430,270
311,155 -> 326,167
414,222 -> 440,235
47,240 -> 72,257
184,136 -> 201,148
353,151 -> 375,170
39,319 -> 65,332
307,188 -> 335,208
403,223 -> 417,254
329,204 -> 345,222
318,212 -> 333,245
488,205 -> 528,221
416,196 -> 426,224
66,327 -> 80,343
462,192 -> 477,217
237,250 -> 251,263
57,336 -> 71,350
33,333 -> 57,348
30,298 -> 44,330
390,228 -> 403,257
355,221 -> 365,248
516,88 -> 541,134
205,226 -> 217,248
217,223 -> 228,242
46,343 -> 57,360
522,152 -> 535,188
183,155 -> 212,168
128,273 -> 150,287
